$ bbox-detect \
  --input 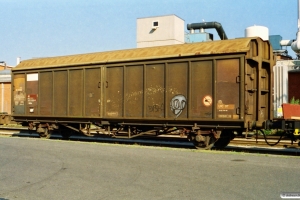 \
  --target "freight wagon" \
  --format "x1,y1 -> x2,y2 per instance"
11,37 -> 275,149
